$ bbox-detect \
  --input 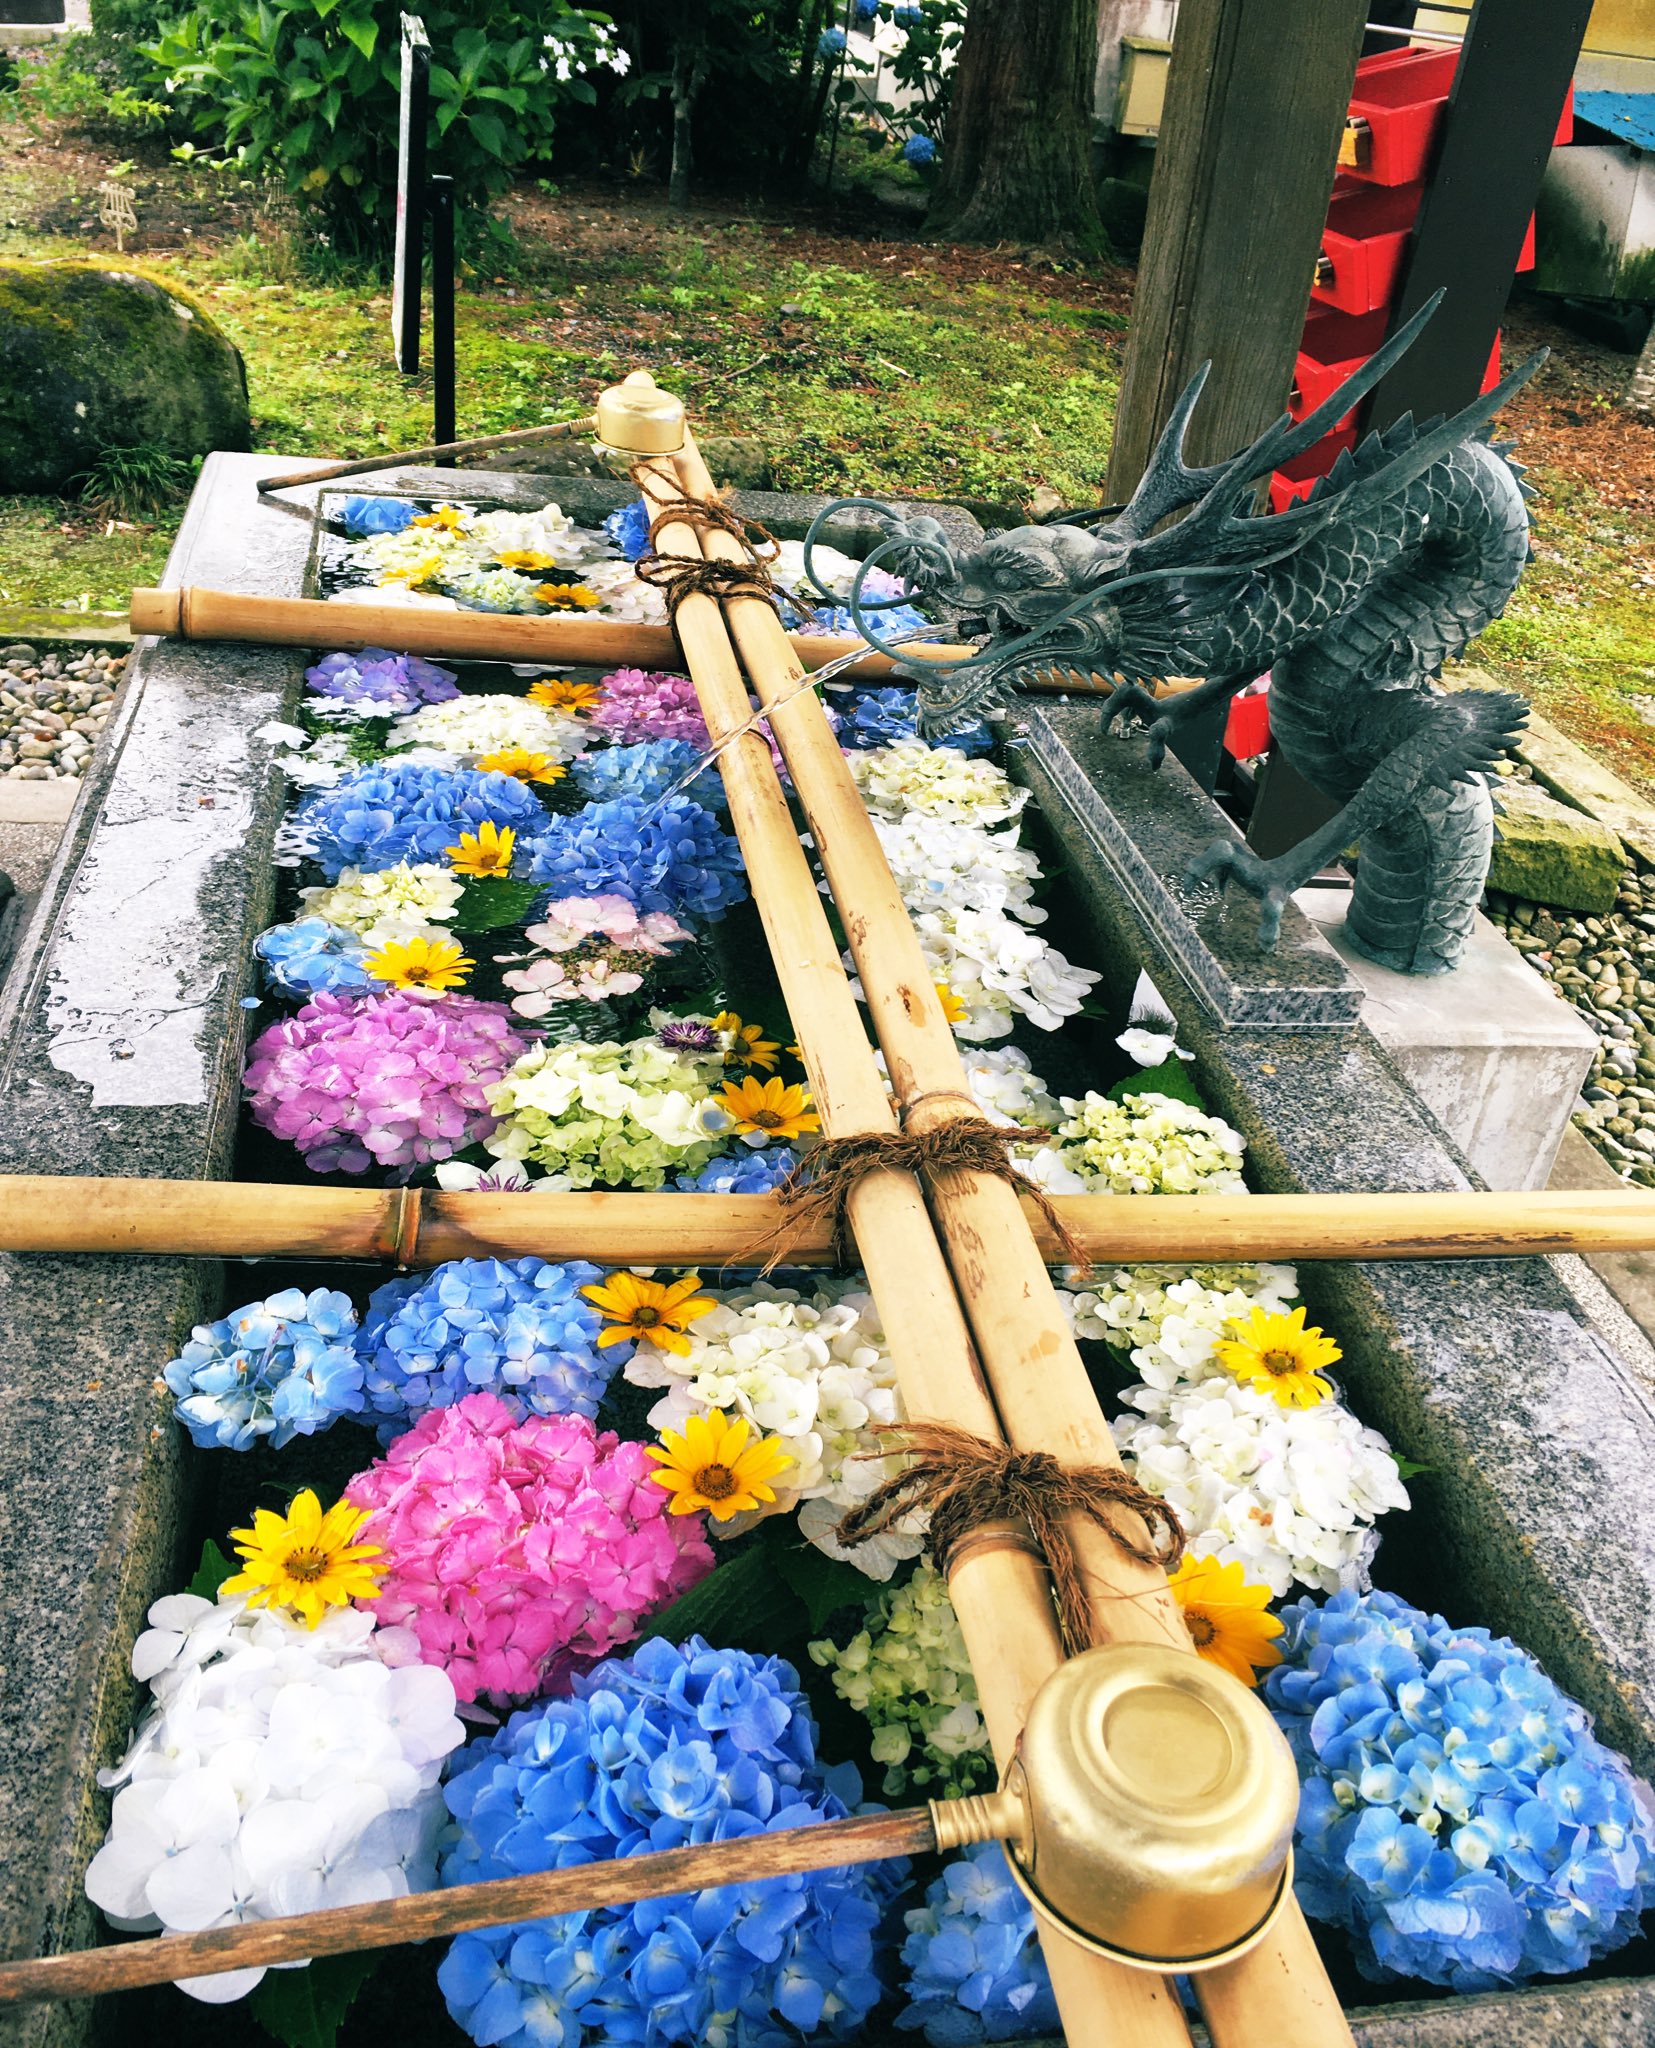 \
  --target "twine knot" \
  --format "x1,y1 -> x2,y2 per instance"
835,1423 -> 1185,1654
633,474 -> 808,624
